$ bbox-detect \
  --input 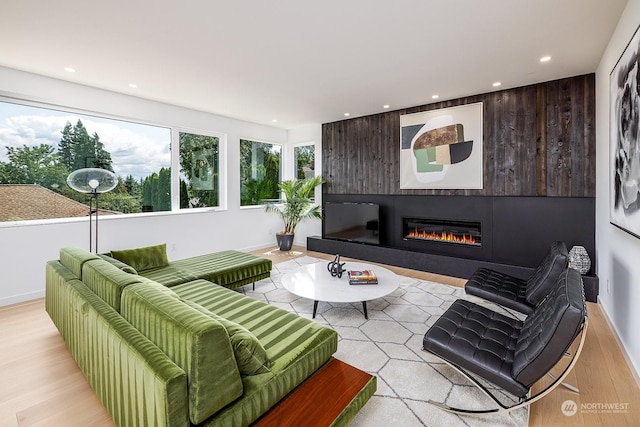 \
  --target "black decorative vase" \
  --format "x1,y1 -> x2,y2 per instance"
276,233 -> 294,251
